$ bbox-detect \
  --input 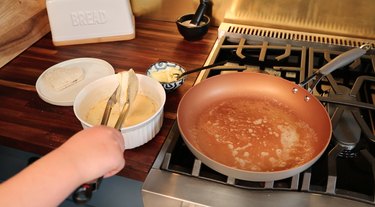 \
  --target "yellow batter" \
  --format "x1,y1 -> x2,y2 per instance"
86,94 -> 158,127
